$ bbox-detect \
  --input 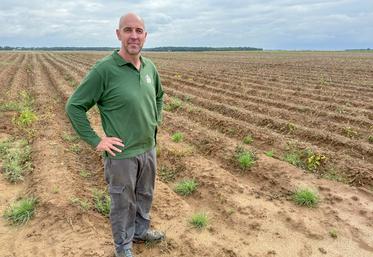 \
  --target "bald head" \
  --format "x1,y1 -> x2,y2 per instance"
118,12 -> 145,30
